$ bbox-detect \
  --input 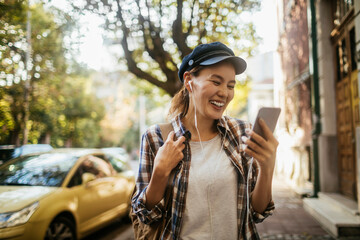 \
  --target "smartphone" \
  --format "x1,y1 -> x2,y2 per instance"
252,107 -> 281,140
